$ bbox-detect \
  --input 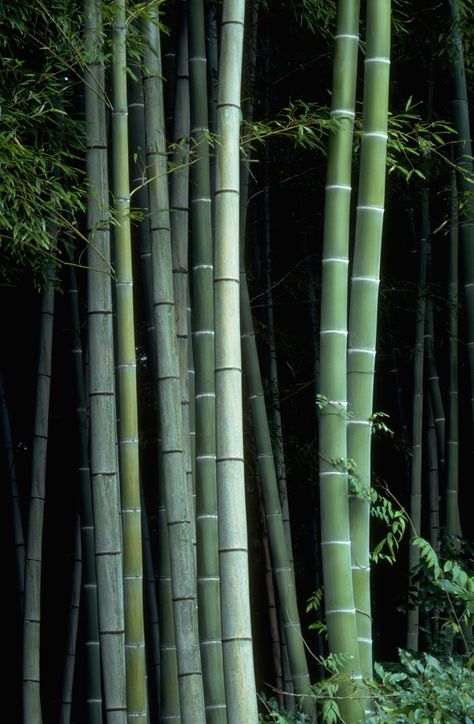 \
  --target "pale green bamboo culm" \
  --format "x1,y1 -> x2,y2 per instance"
84,1 -> 127,720
214,1 -> 258,722
111,2 -> 147,721
318,1 -> 363,721
143,8 -> 206,722
347,0 -> 391,690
